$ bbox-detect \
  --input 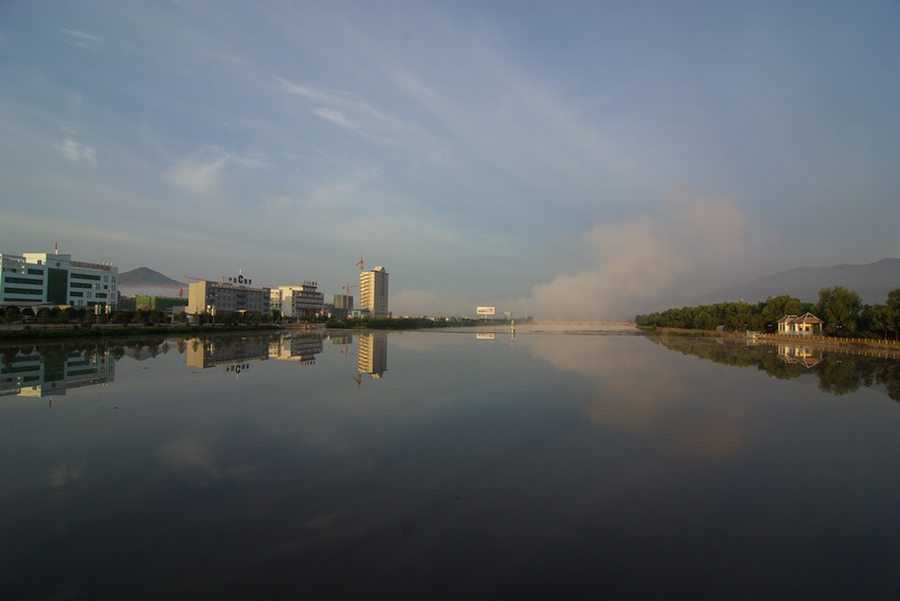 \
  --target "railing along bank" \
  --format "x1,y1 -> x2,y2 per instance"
759,332 -> 900,358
